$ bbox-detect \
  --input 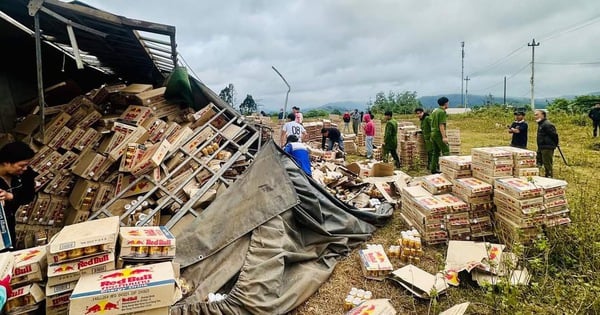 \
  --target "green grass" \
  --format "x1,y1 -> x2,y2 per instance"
292,108 -> 600,314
